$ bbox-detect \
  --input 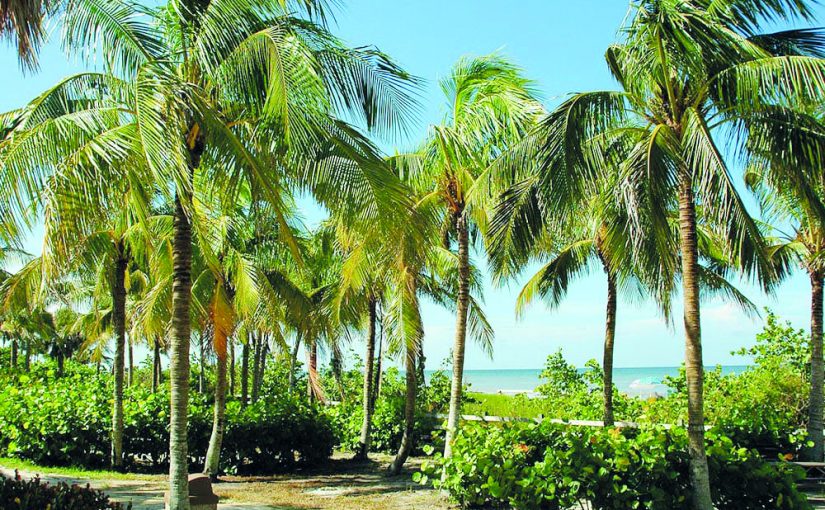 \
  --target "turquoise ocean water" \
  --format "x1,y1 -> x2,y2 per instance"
426,366 -> 749,396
